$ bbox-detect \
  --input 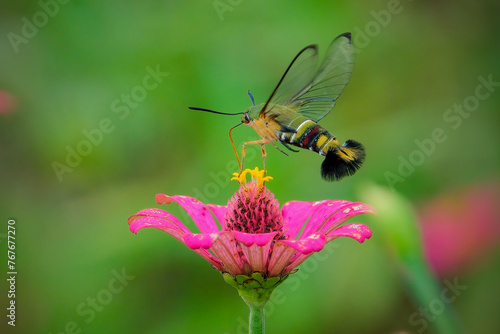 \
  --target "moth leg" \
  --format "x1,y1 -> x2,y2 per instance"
261,144 -> 267,174
279,140 -> 299,153
270,141 -> 289,156
241,139 -> 271,174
